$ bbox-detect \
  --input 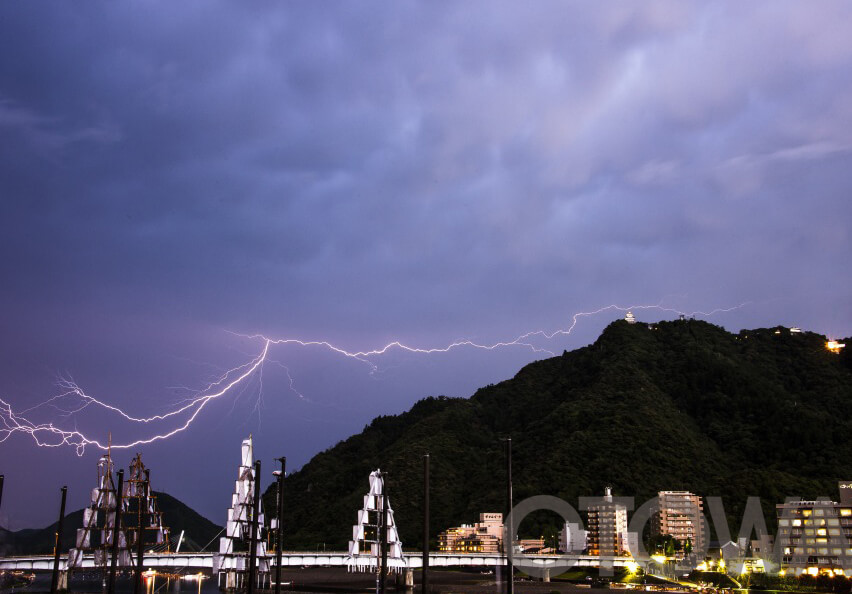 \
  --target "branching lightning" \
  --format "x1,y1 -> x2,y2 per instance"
0,301 -> 749,454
